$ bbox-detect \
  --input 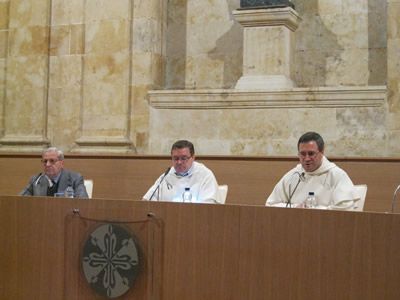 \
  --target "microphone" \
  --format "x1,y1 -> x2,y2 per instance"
148,167 -> 171,201
391,185 -> 400,213
35,173 -> 44,185
20,172 -> 43,195
286,172 -> 305,208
